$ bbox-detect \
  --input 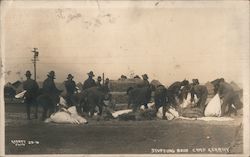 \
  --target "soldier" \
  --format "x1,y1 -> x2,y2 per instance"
82,71 -> 96,90
64,74 -> 77,106
43,71 -> 62,108
136,74 -> 151,109
190,84 -> 208,114
96,76 -> 102,87
217,81 -> 238,116
23,71 -> 39,120
103,78 -> 110,92
137,74 -> 150,88
142,74 -> 150,87
211,78 -> 225,94
43,71 -> 61,94
192,79 -> 200,85
168,79 -> 189,107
